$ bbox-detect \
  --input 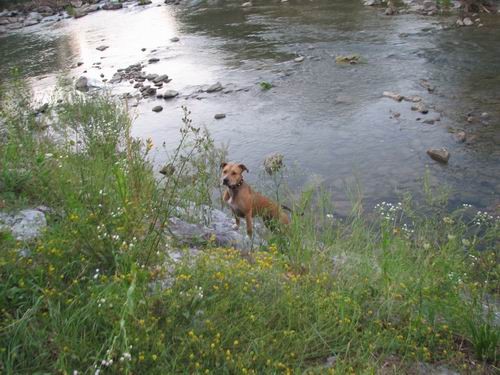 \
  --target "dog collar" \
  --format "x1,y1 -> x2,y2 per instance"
230,178 -> 244,189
